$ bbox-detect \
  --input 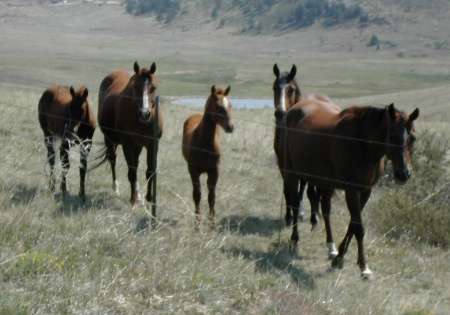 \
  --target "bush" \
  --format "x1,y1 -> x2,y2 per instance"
371,131 -> 450,247
367,35 -> 380,49
125,0 -> 181,23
